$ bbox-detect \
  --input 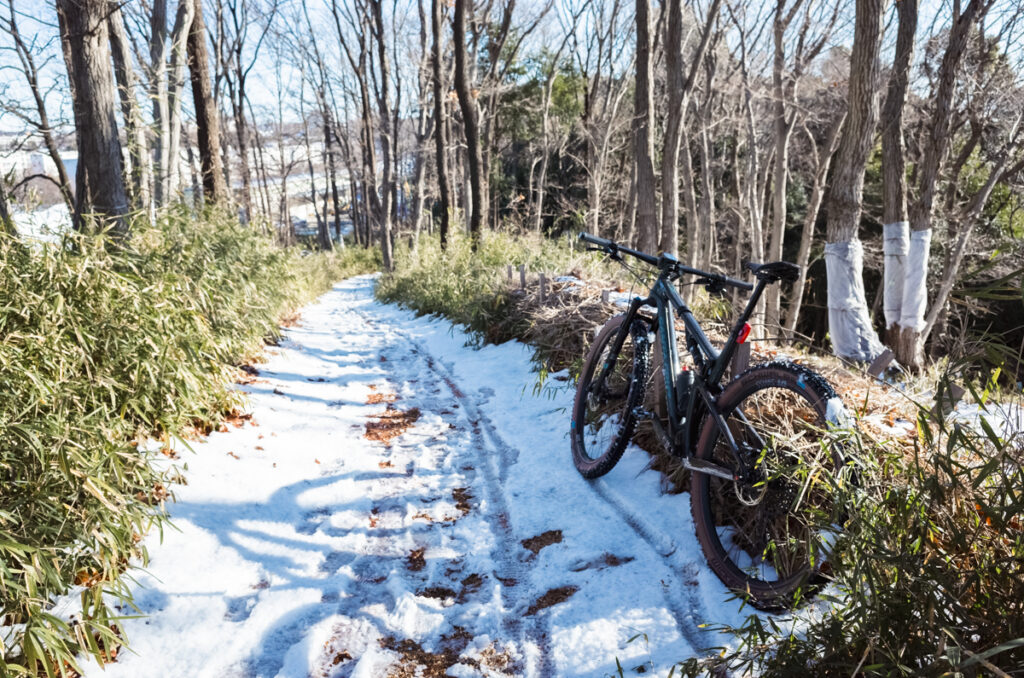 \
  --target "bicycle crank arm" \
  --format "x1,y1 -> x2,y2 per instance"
682,457 -> 738,482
